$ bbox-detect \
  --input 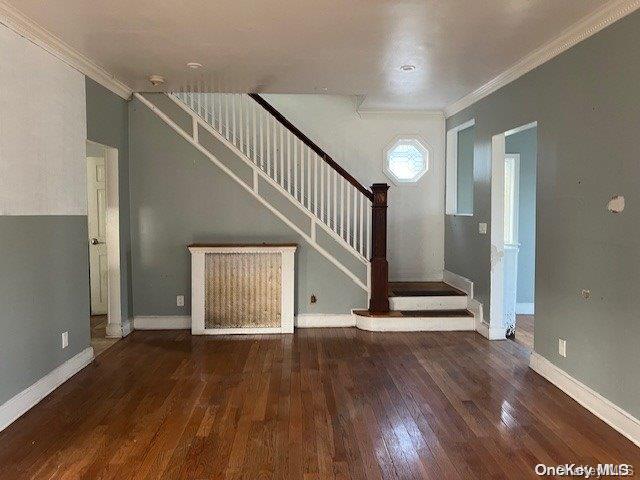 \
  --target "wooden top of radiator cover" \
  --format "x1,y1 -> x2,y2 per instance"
188,243 -> 298,248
